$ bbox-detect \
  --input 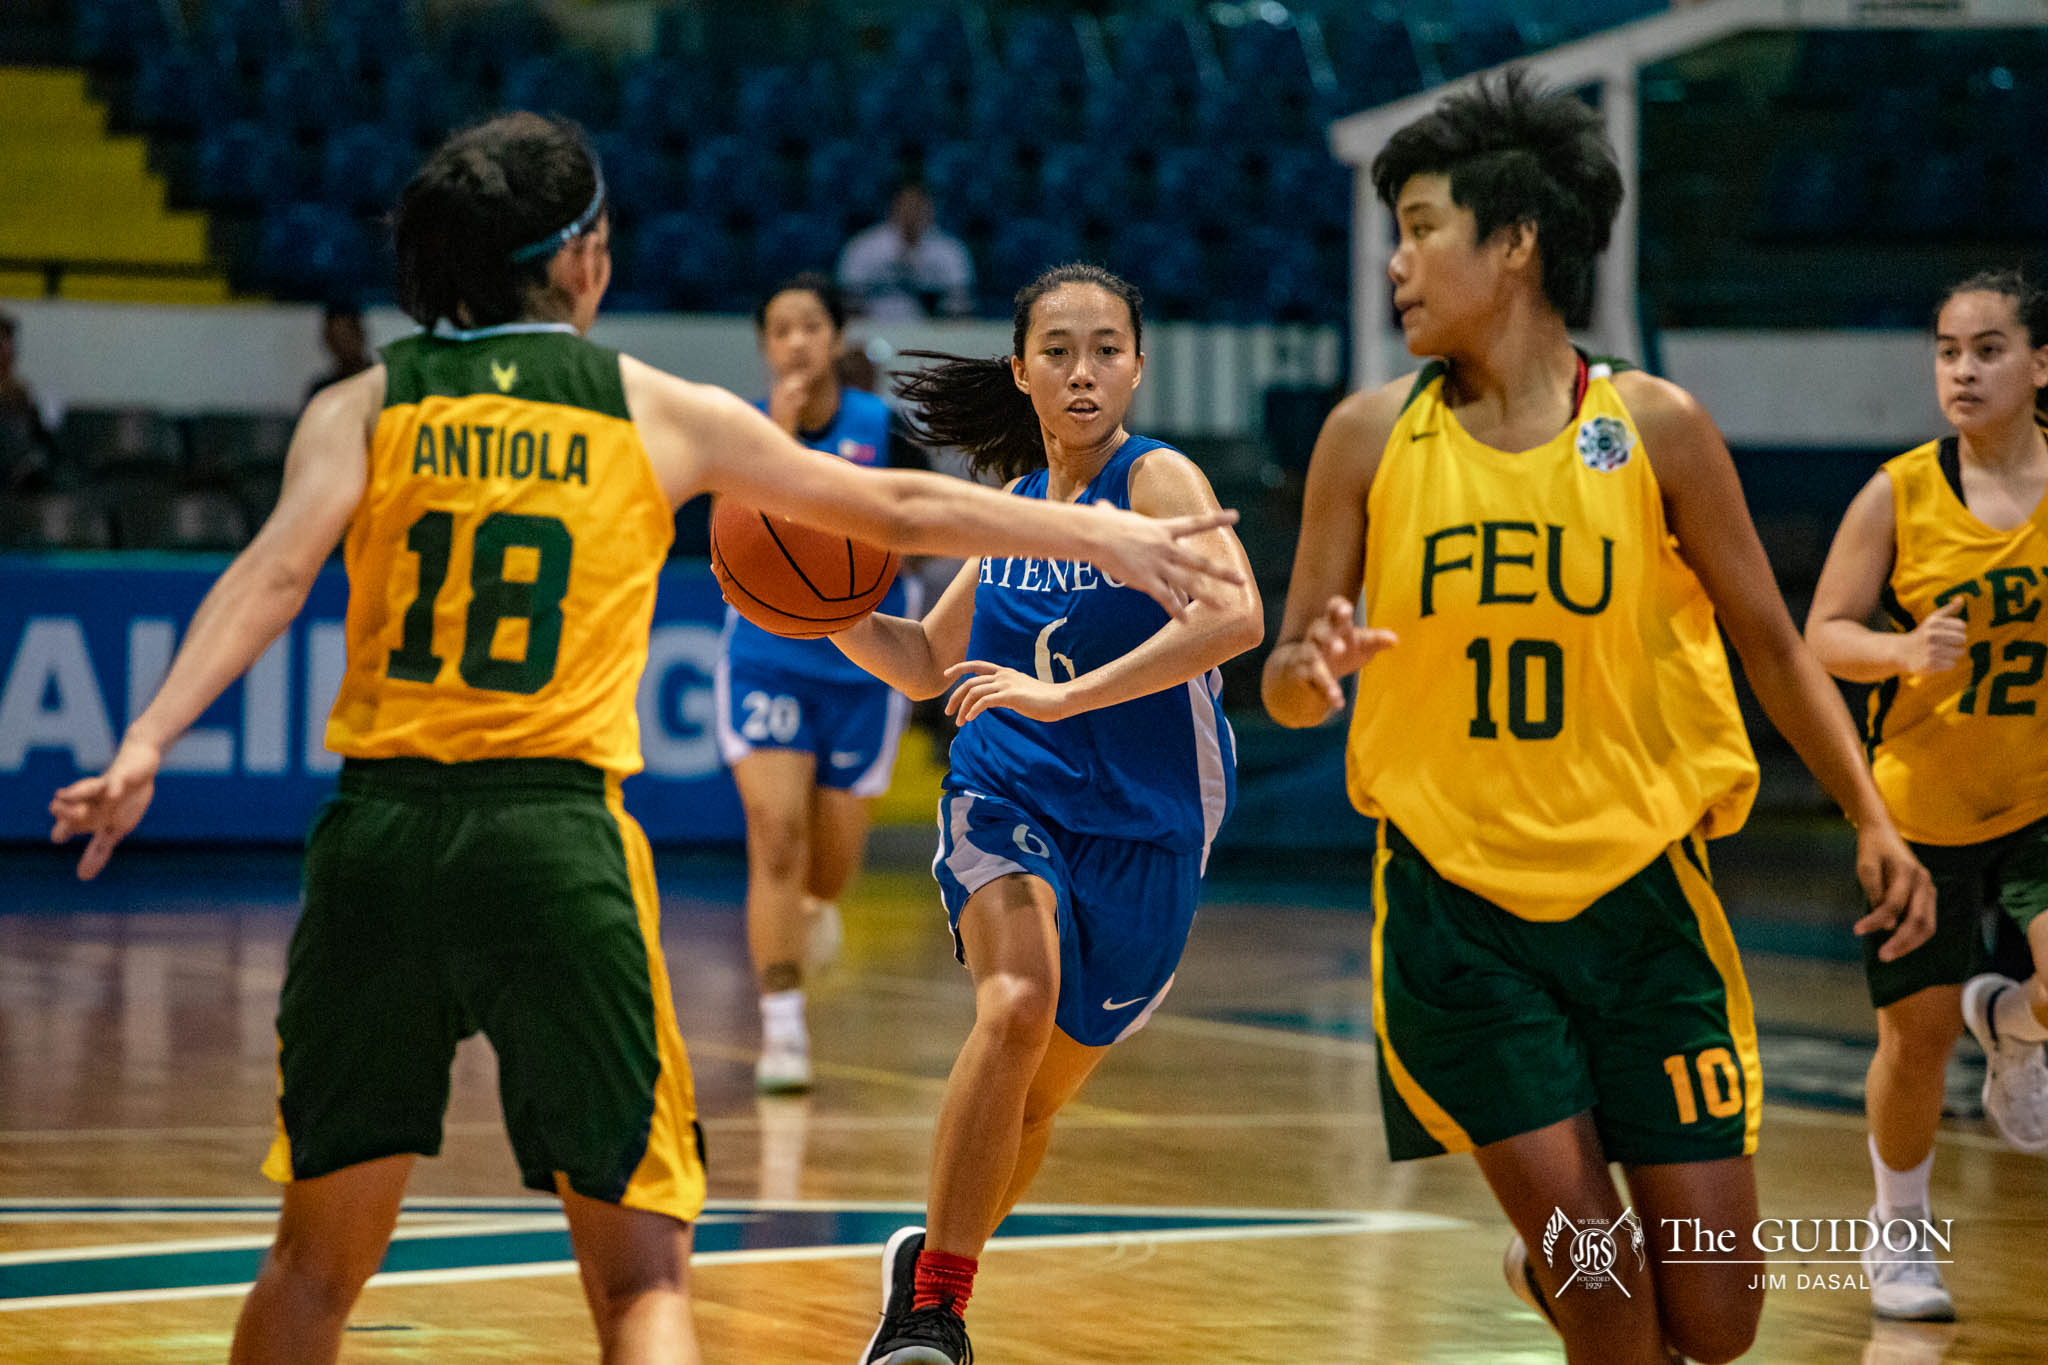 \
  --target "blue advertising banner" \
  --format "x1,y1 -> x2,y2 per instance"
0,554 -> 742,845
